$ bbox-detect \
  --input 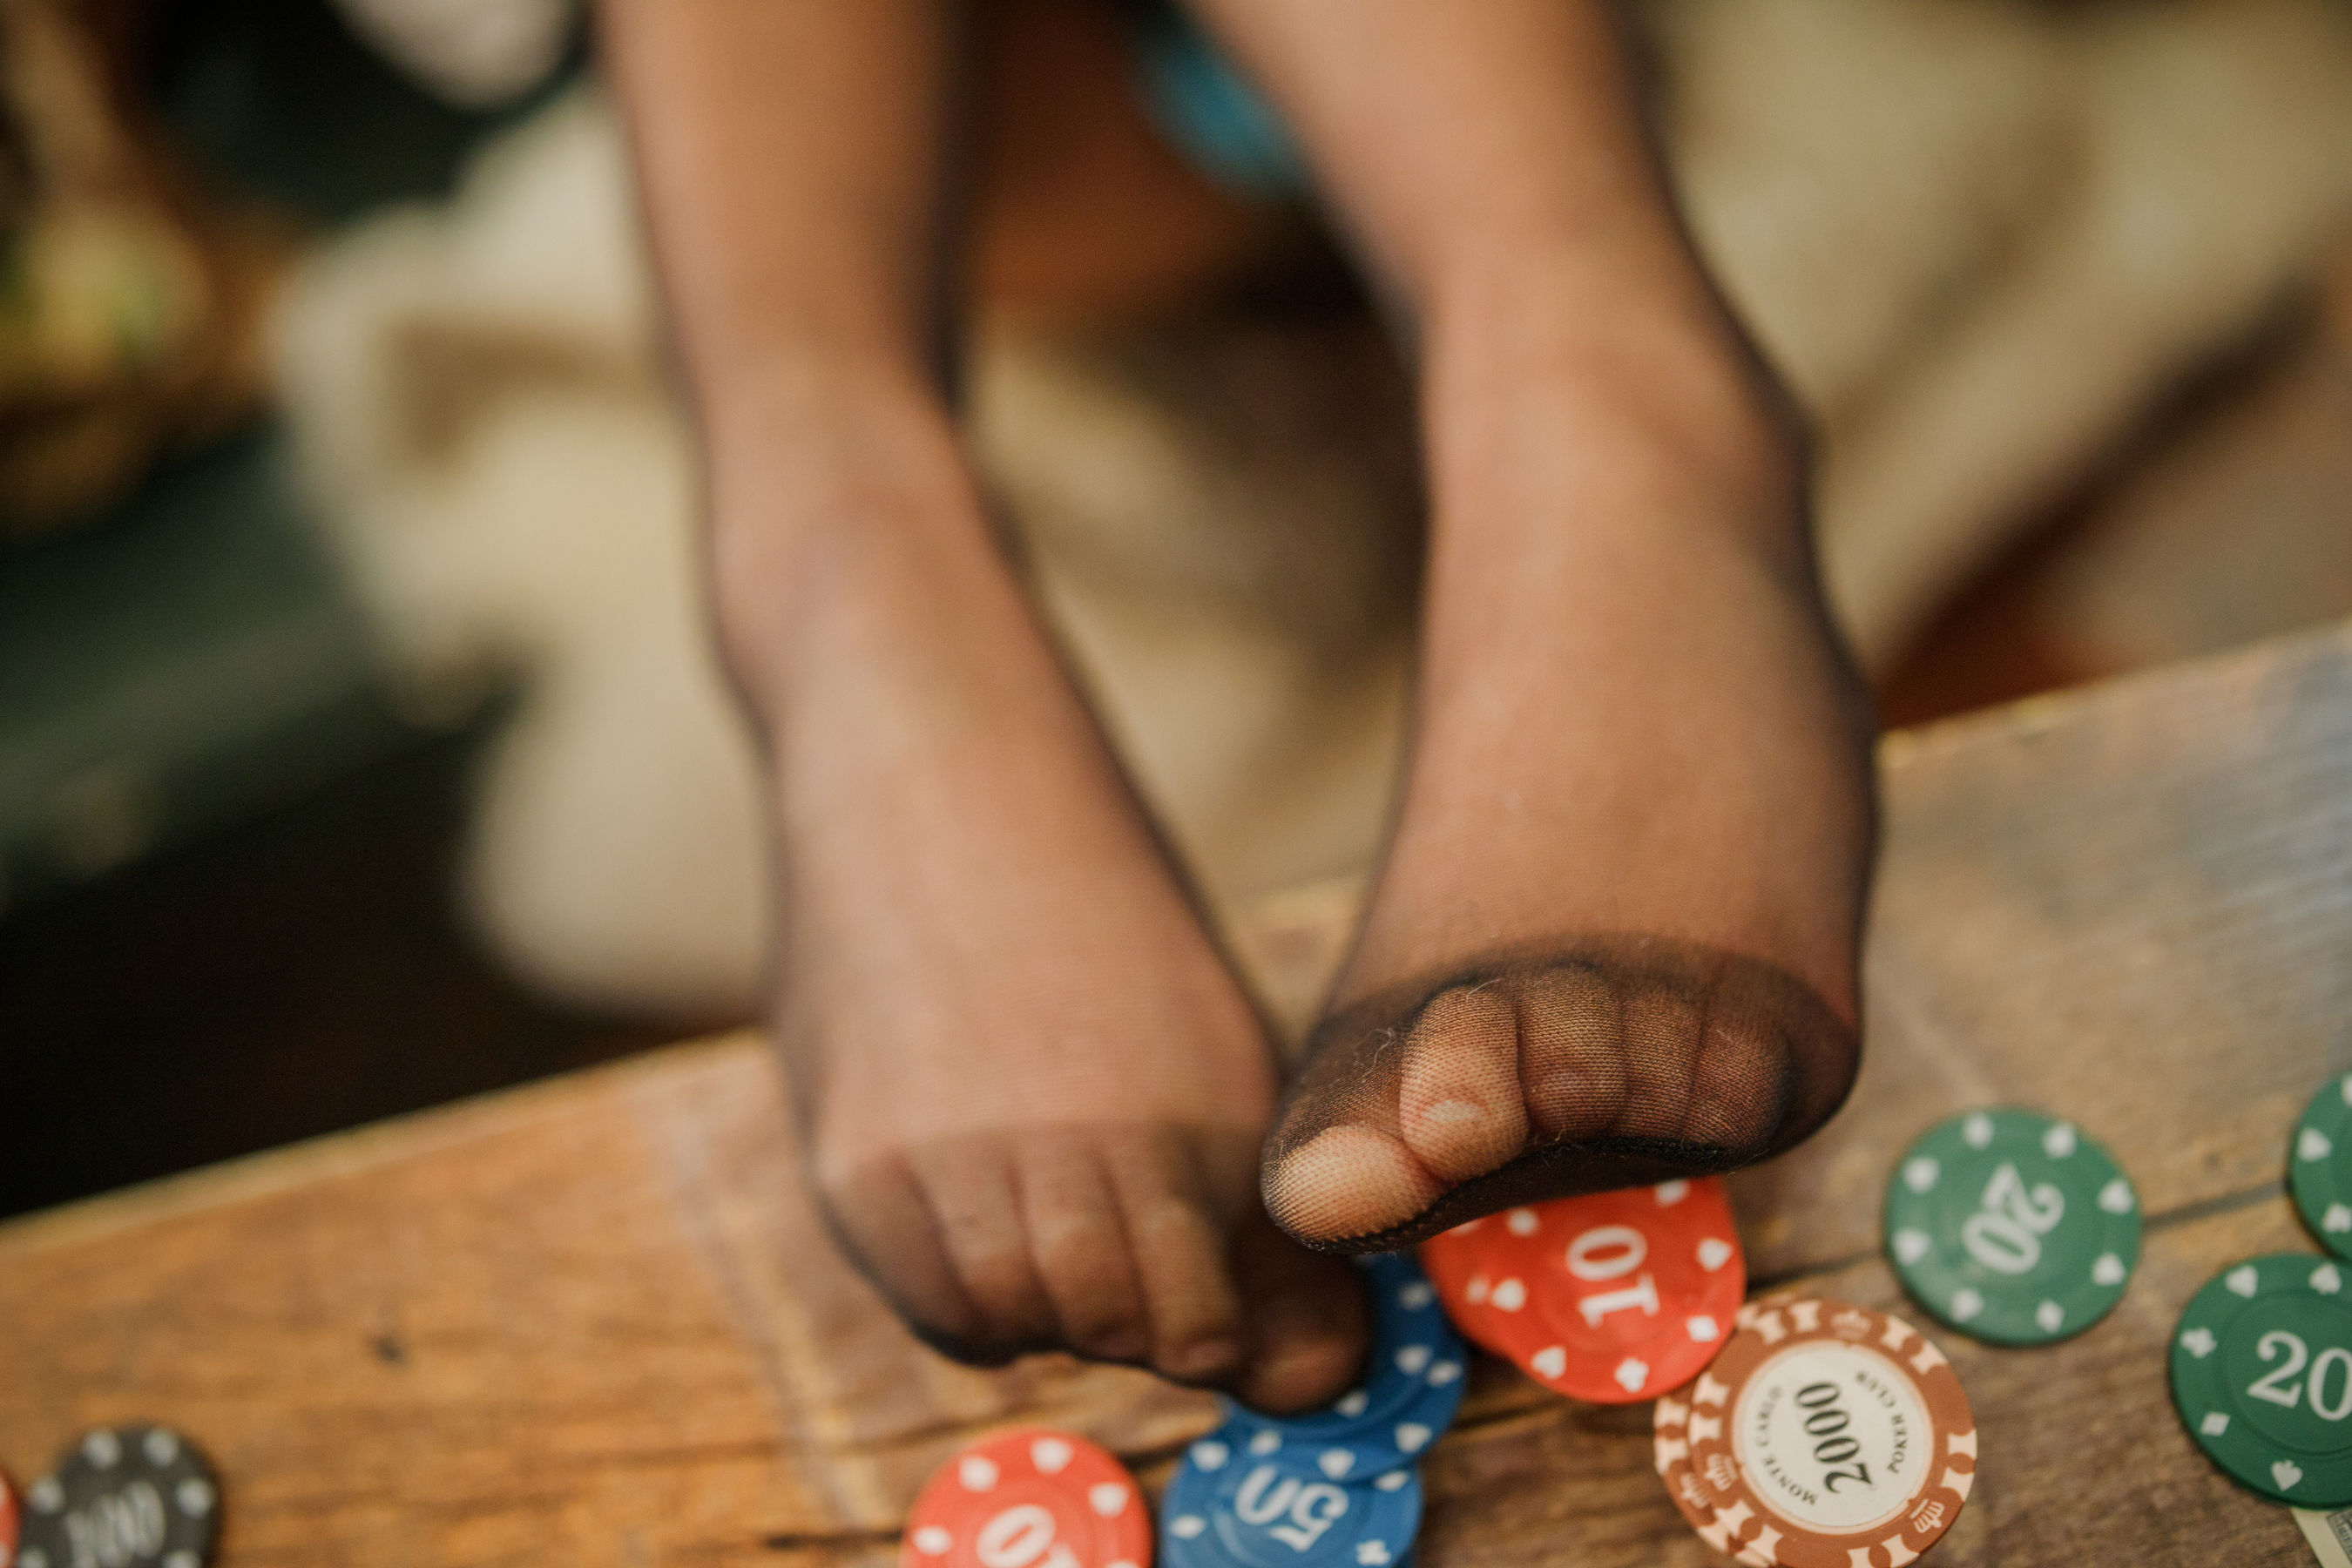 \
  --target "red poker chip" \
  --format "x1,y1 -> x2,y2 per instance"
902,1428 -> 1151,1568
1421,1179 -> 1747,1402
